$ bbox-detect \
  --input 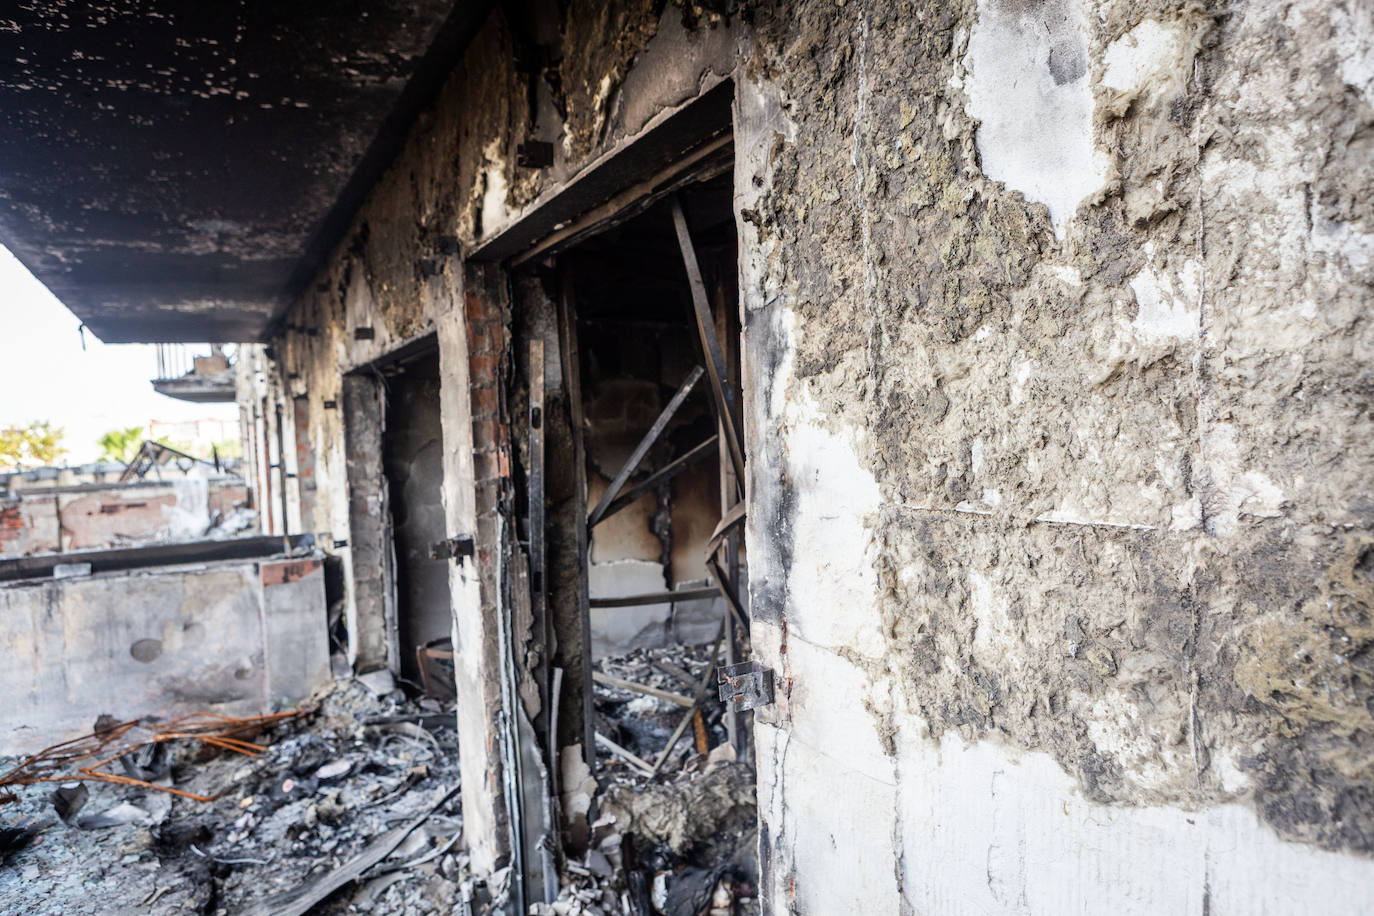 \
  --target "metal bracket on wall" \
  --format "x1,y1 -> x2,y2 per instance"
718,661 -> 774,711
430,535 -> 476,561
